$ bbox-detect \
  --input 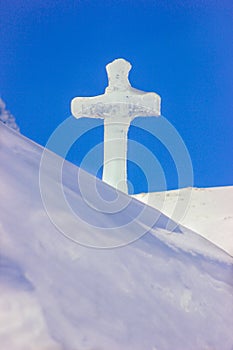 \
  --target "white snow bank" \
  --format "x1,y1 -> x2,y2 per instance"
0,123 -> 232,350
0,257 -> 60,350
134,187 -> 233,256
0,98 -> 20,132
